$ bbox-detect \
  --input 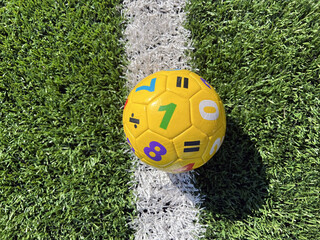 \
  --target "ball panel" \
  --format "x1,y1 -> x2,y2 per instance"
123,124 -> 143,159
131,73 -> 167,105
190,89 -> 224,136
123,101 -> 148,138
166,70 -> 201,99
173,126 -> 208,160
218,100 -> 227,130
136,130 -> 177,167
147,91 -> 191,139
189,72 -> 214,90
202,126 -> 226,163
